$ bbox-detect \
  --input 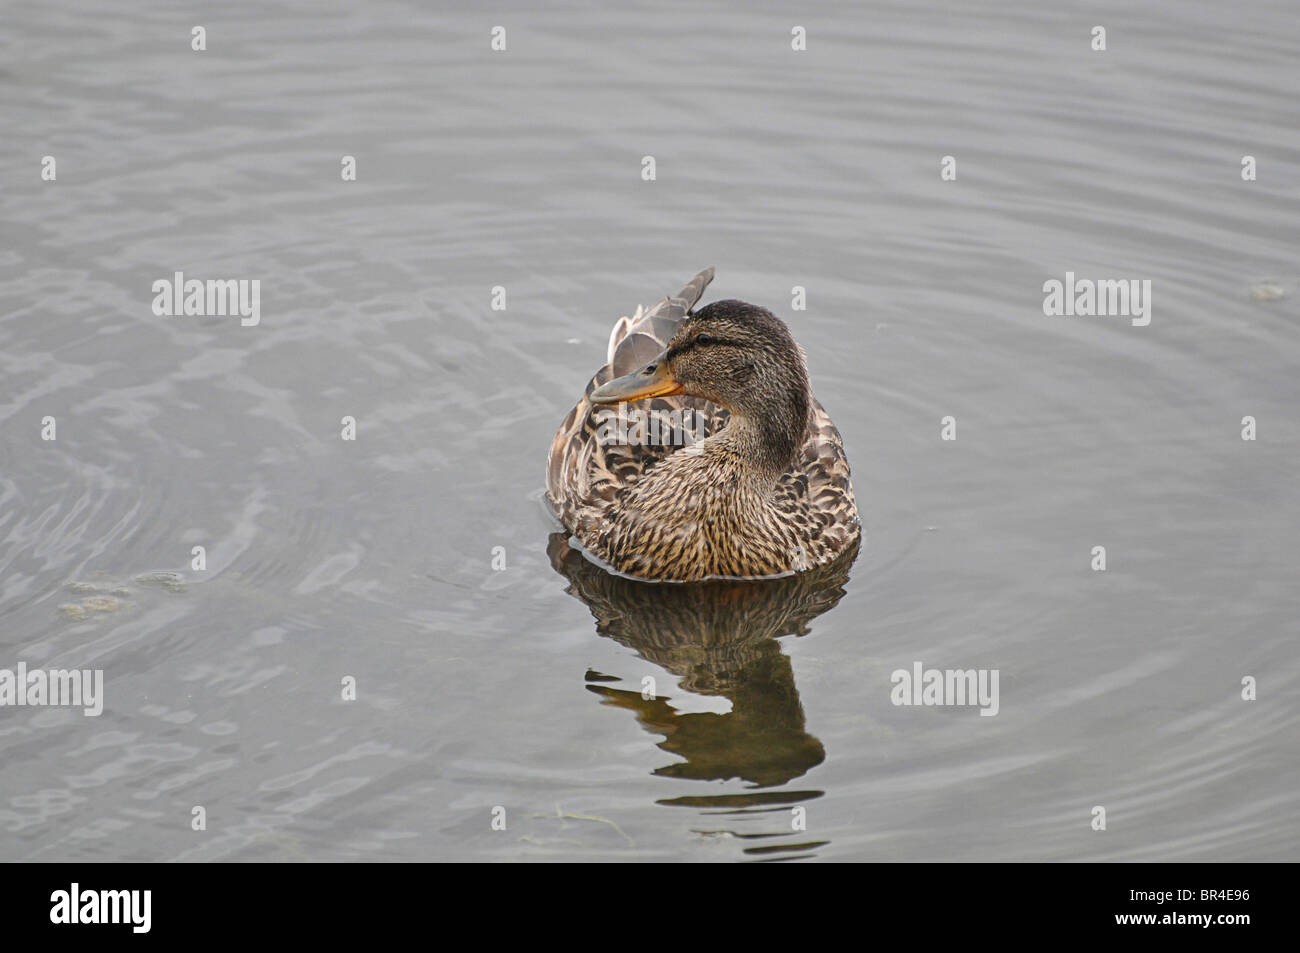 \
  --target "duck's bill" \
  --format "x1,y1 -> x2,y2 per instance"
589,355 -> 683,404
